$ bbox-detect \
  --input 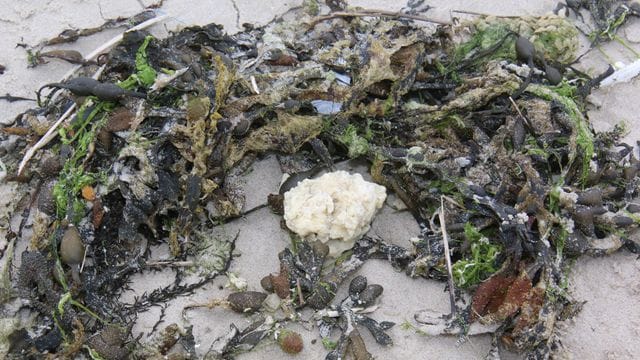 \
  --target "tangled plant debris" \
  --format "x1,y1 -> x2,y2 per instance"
1,1 -> 640,359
